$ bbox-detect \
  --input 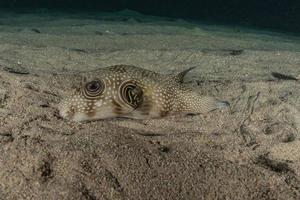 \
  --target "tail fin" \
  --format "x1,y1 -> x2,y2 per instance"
192,96 -> 229,113
175,92 -> 229,114
216,100 -> 230,109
